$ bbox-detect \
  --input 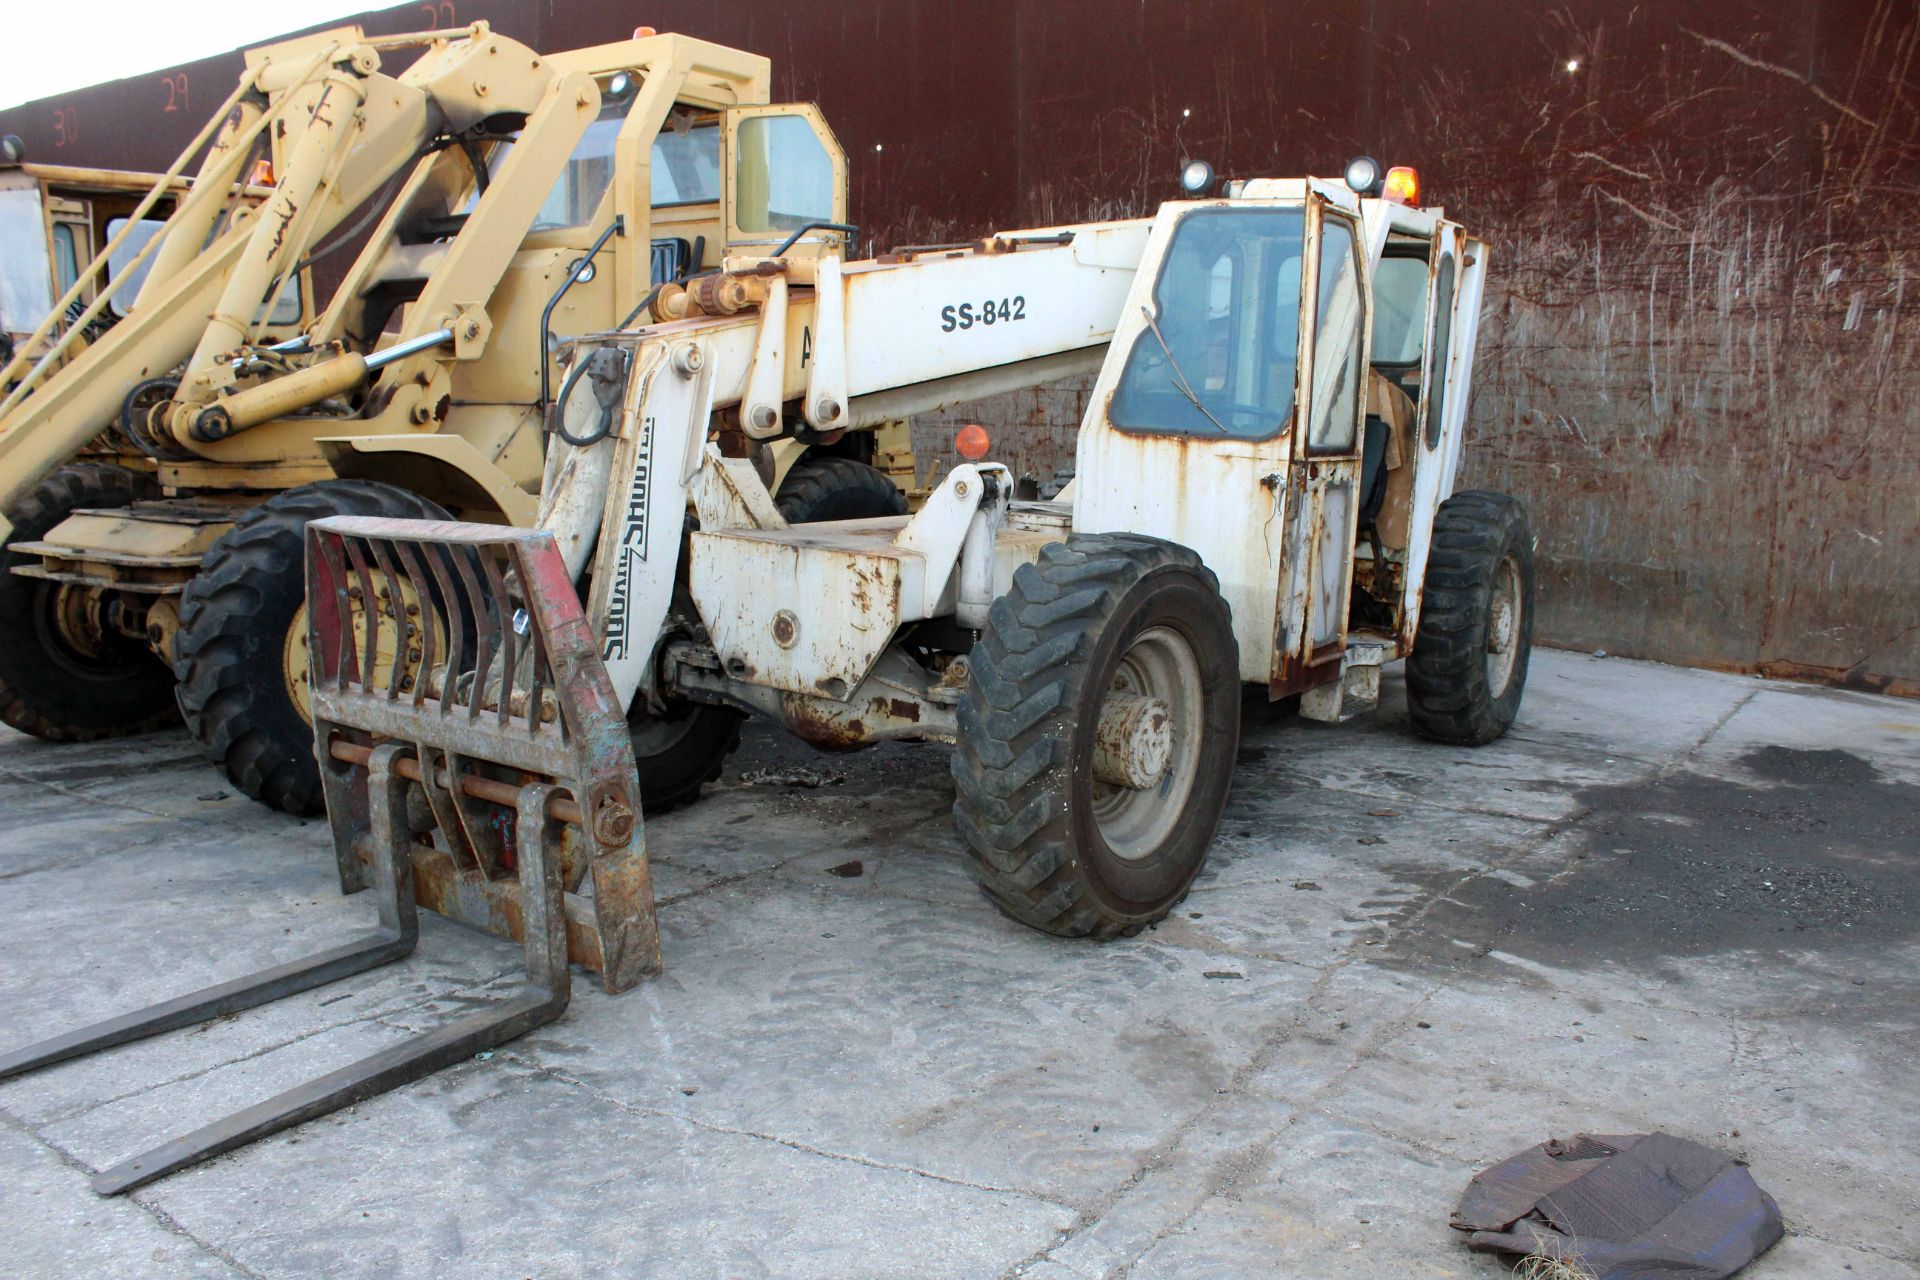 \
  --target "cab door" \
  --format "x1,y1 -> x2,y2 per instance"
1072,200 -> 1309,685
1271,199 -> 1369,695
1397,224 -> 1486,644
44,198 -> 92,310
719,104 -> 850,257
